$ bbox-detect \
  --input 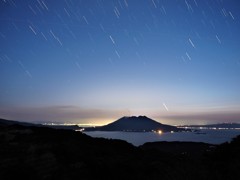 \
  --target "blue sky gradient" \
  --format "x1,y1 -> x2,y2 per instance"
0,0 -> 240,125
